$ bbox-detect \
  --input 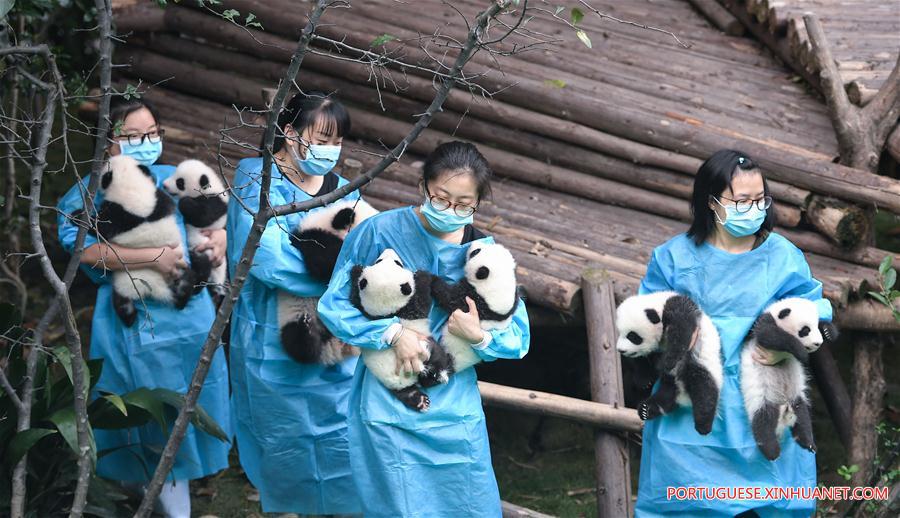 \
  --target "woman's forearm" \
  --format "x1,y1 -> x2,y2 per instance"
81,243 -> 166,272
